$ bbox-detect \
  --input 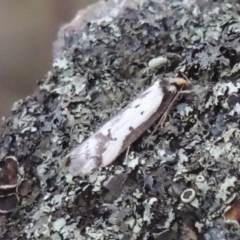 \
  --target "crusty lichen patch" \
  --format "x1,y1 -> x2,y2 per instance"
0,156 -> 32,214
1,0 -> 240,239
